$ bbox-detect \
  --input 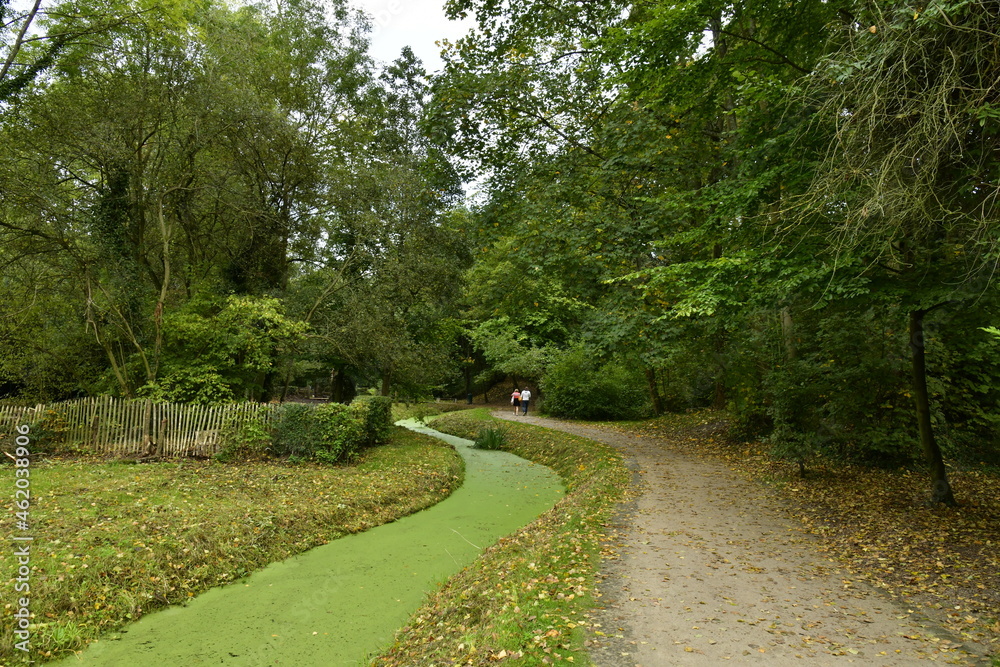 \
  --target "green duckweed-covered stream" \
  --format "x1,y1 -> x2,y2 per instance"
54,421 -> 564,666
